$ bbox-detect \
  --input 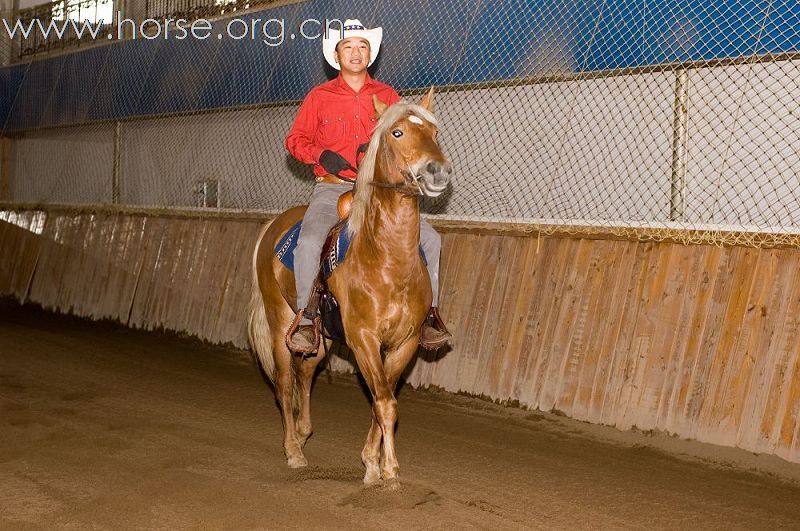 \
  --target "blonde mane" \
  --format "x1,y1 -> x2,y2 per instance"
347,102 -> 438,237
